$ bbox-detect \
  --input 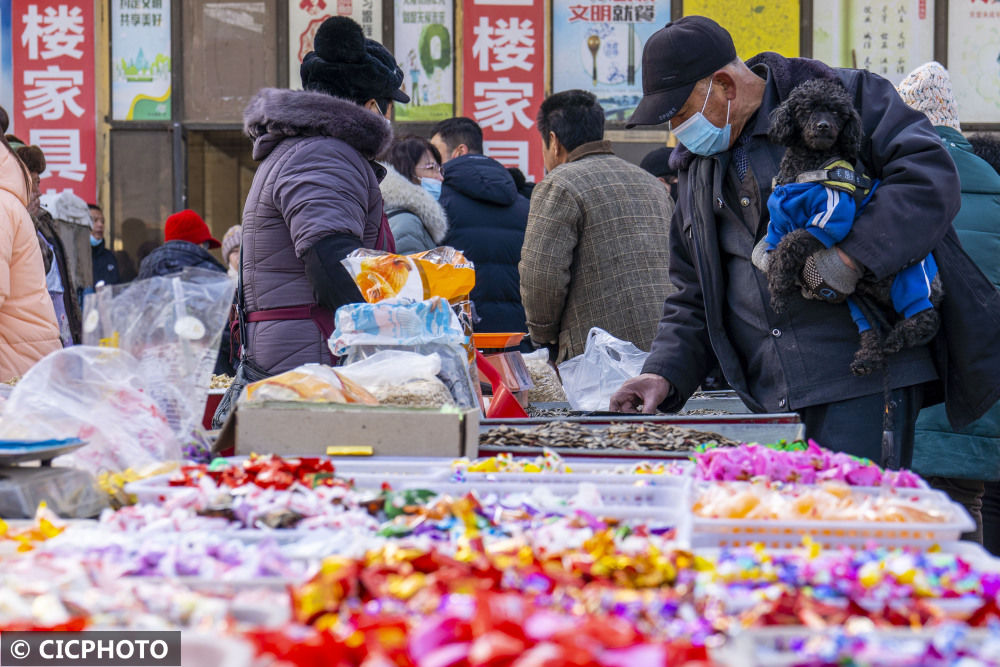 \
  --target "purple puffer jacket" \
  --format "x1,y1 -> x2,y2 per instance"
241,88 -> 392,375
